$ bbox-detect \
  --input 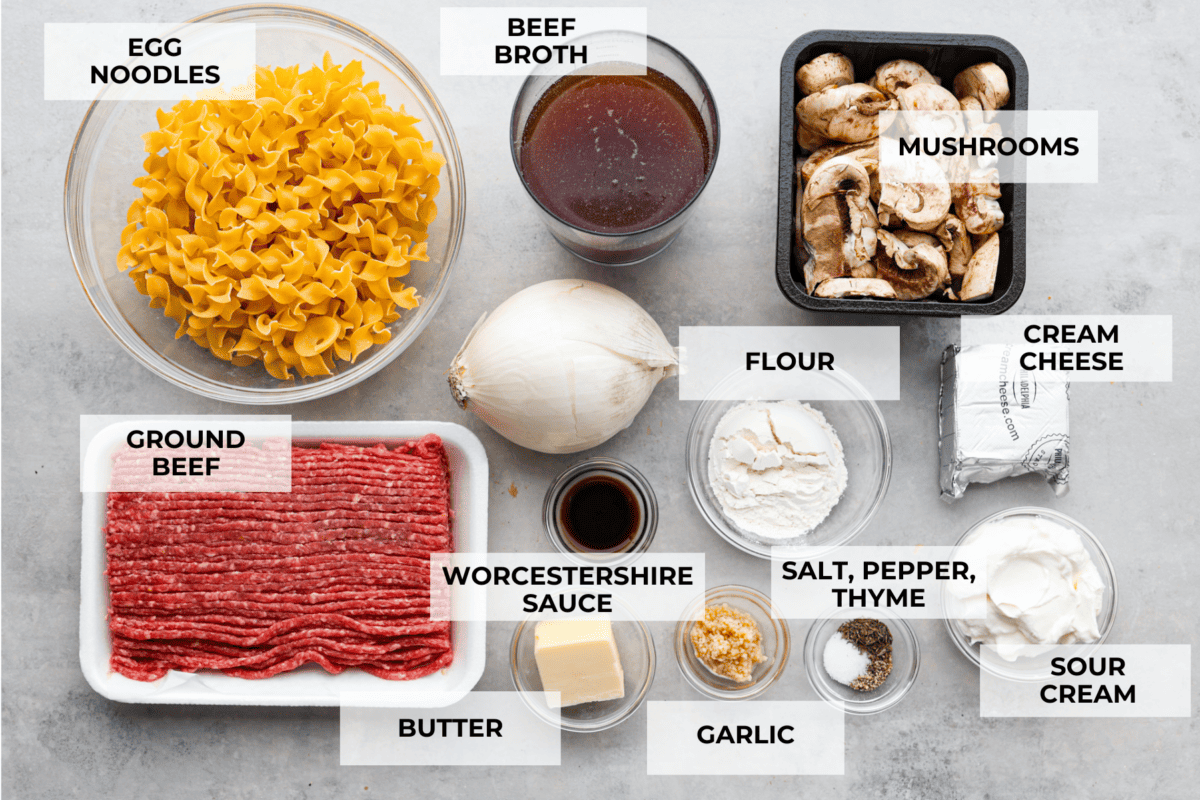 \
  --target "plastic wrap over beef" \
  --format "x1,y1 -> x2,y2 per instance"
939,344 -> 1069,501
